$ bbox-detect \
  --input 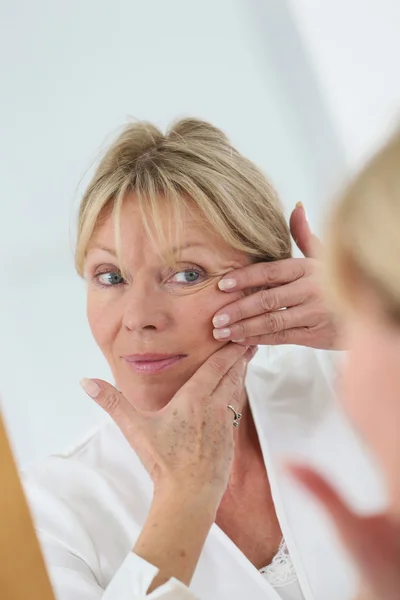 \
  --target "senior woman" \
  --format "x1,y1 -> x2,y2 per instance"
290,130 -> 400,600
23,119 -> 382,600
